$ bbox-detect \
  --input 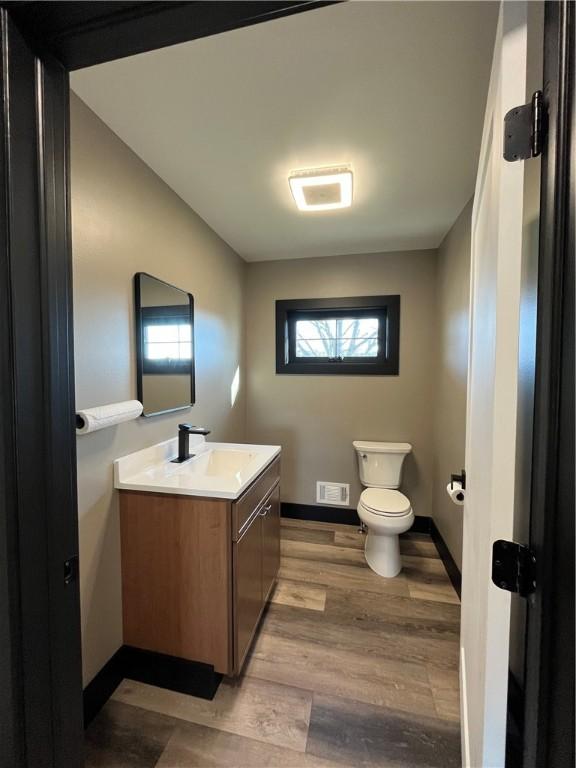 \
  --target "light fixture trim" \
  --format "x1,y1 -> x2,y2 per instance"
289,165 -> 353,212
